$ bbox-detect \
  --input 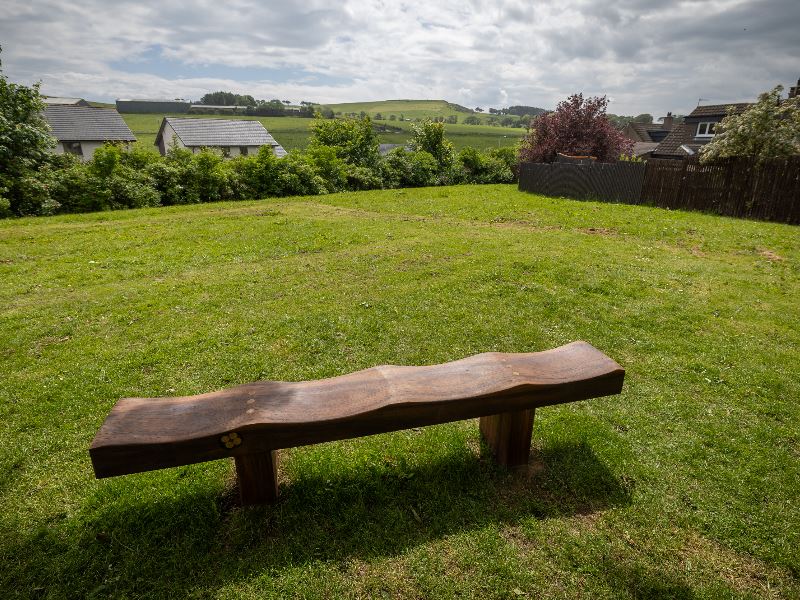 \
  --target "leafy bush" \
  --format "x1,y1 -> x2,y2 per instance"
457,147 -> 515,184
277,153 -> 329,196
519,93 -> 633,163
380,148 -> 439,188
700,85 -> 800,164
309,116 -> 380,168
1,48 -> 55,216
409,120 -> 455,168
